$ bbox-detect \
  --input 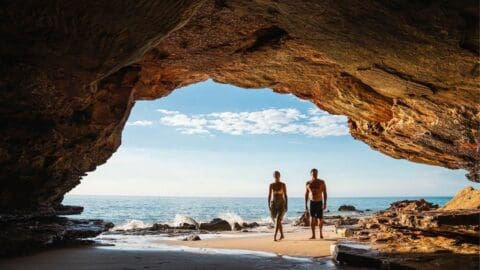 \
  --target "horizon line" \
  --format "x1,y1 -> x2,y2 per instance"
66,194 -> 454,198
